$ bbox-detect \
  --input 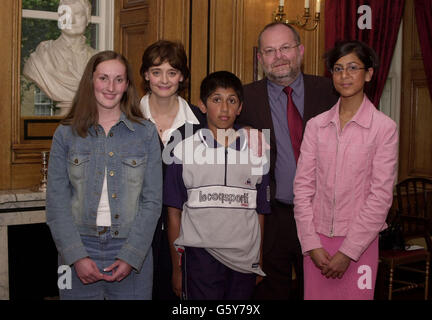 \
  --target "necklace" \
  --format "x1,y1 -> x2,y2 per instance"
148,95 -> 179,136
